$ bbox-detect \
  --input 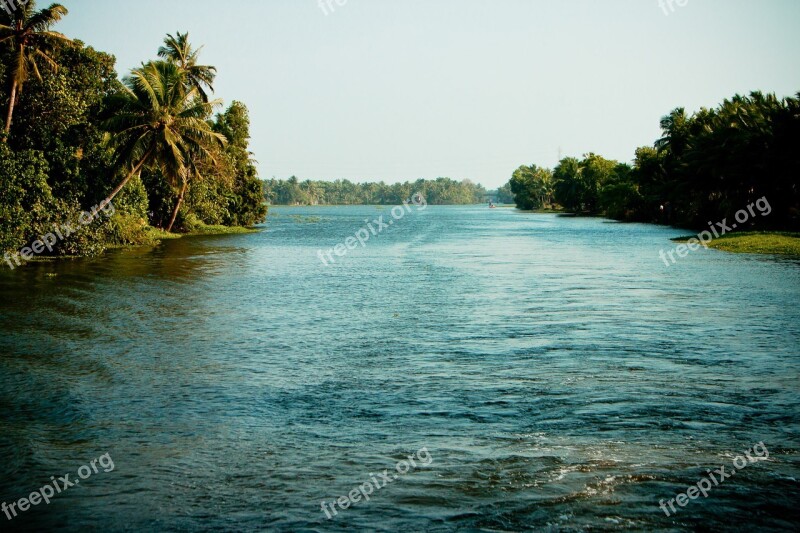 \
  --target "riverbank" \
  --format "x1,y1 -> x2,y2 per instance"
673,231 -> 800,256
513,207 -> 800,257
105,223 -> 260,249
9,224 -> 260,268
180,224 -> 261,237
